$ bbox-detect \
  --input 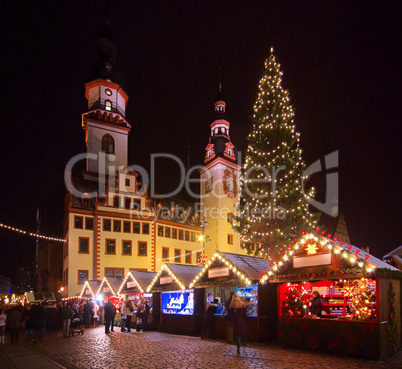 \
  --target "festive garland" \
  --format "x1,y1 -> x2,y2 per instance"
269,267 -> 367,281
387,281 -> 398,355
